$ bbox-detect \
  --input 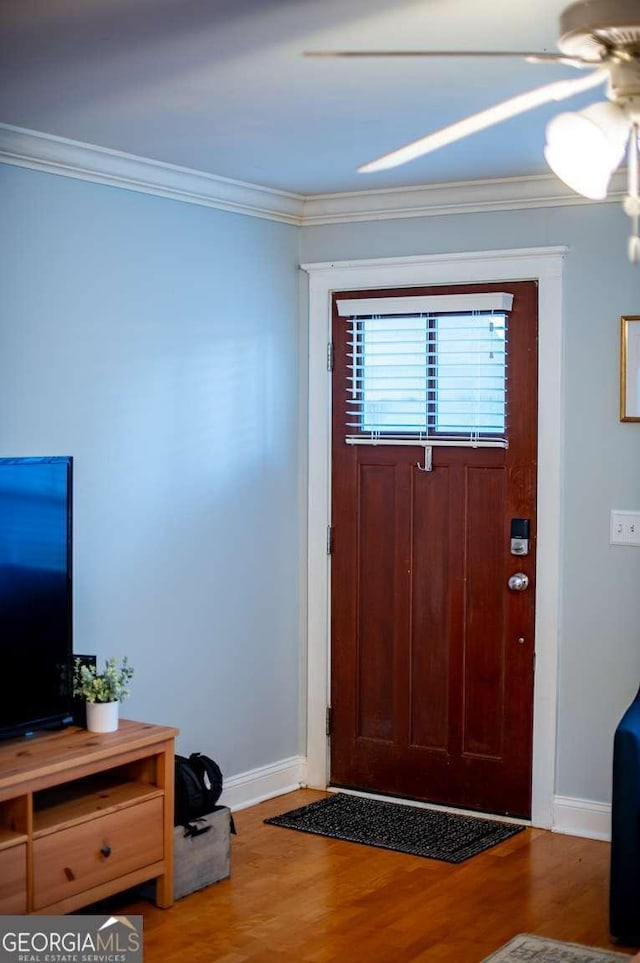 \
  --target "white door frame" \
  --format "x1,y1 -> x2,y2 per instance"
302,247 -> 565,829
